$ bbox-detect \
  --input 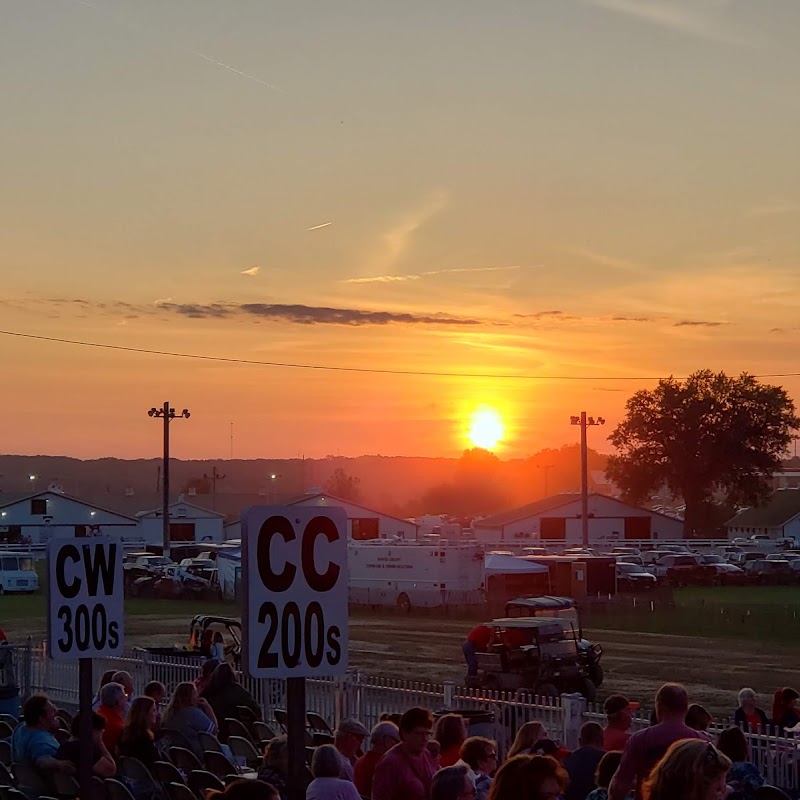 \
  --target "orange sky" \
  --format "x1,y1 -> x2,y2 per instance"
2,1 -> 800,460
